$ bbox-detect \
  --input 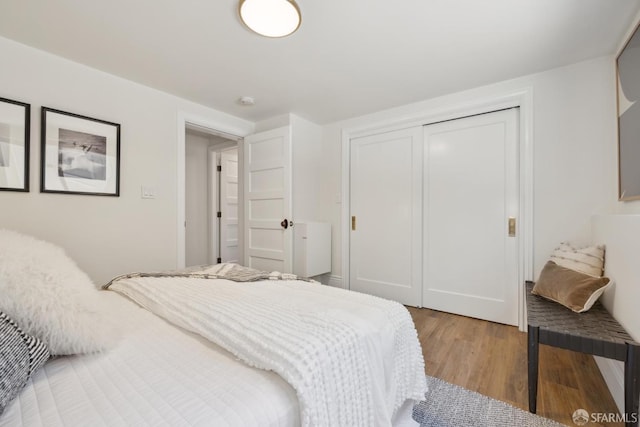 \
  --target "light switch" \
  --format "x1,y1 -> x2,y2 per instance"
141,186 -> 156,199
